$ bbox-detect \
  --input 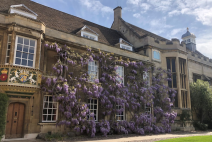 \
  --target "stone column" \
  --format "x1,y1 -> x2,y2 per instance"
176,57 -> 182,108
9,31 -> 16,65
35,38 -> 41,69
0,32 -> 7,64
186,59 -> 191,109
